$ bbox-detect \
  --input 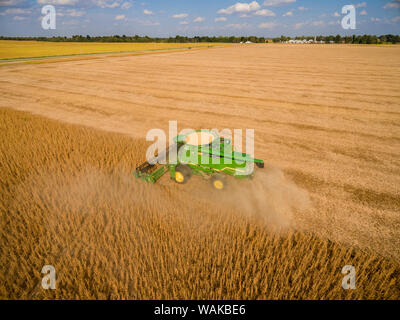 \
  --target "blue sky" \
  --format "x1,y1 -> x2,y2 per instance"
0,0 -> 399,37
